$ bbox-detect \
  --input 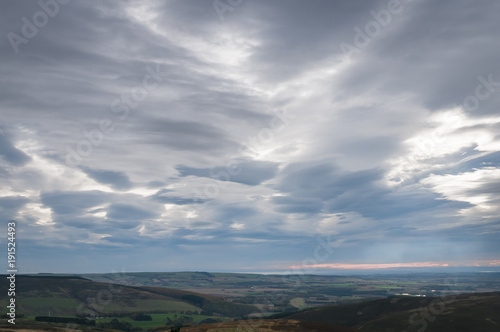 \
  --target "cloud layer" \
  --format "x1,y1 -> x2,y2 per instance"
1,0 -> 499,273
